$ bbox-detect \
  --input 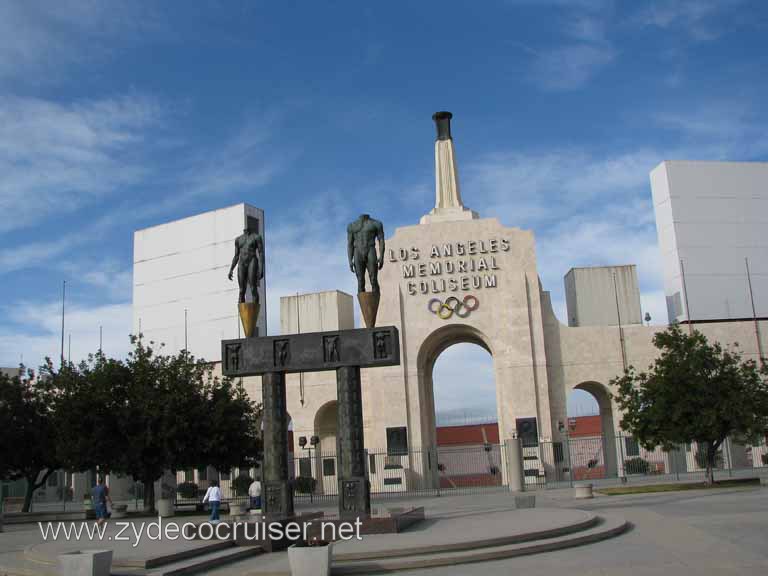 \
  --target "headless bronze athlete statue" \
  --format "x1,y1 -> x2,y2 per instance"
228,226 -> 264,336
347,214 -> 385,326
